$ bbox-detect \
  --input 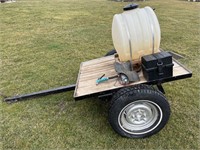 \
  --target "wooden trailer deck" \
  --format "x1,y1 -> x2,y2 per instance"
74,55 -> 192,99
